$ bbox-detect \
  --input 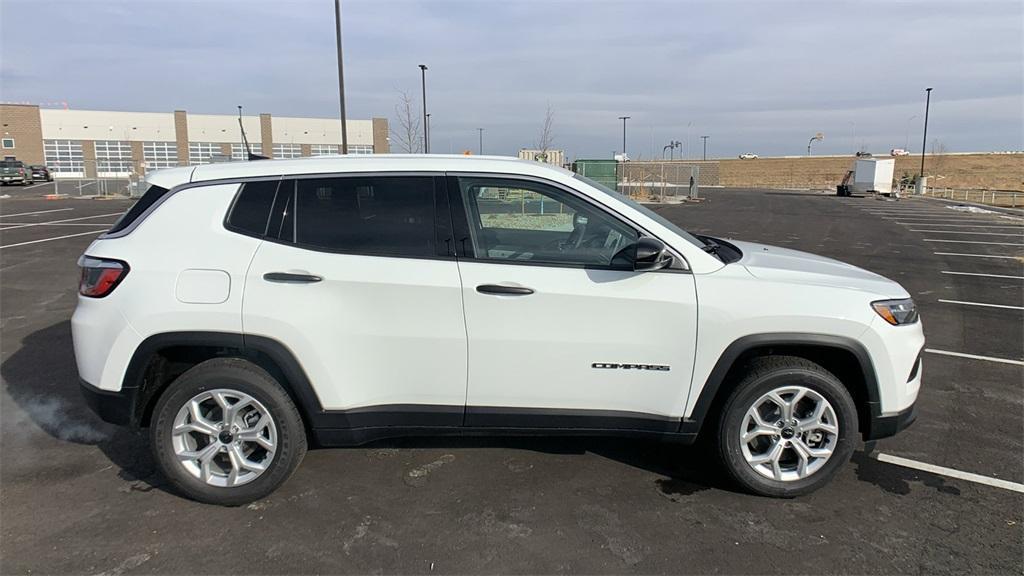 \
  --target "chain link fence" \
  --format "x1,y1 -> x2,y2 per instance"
617,161 -> 719,202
